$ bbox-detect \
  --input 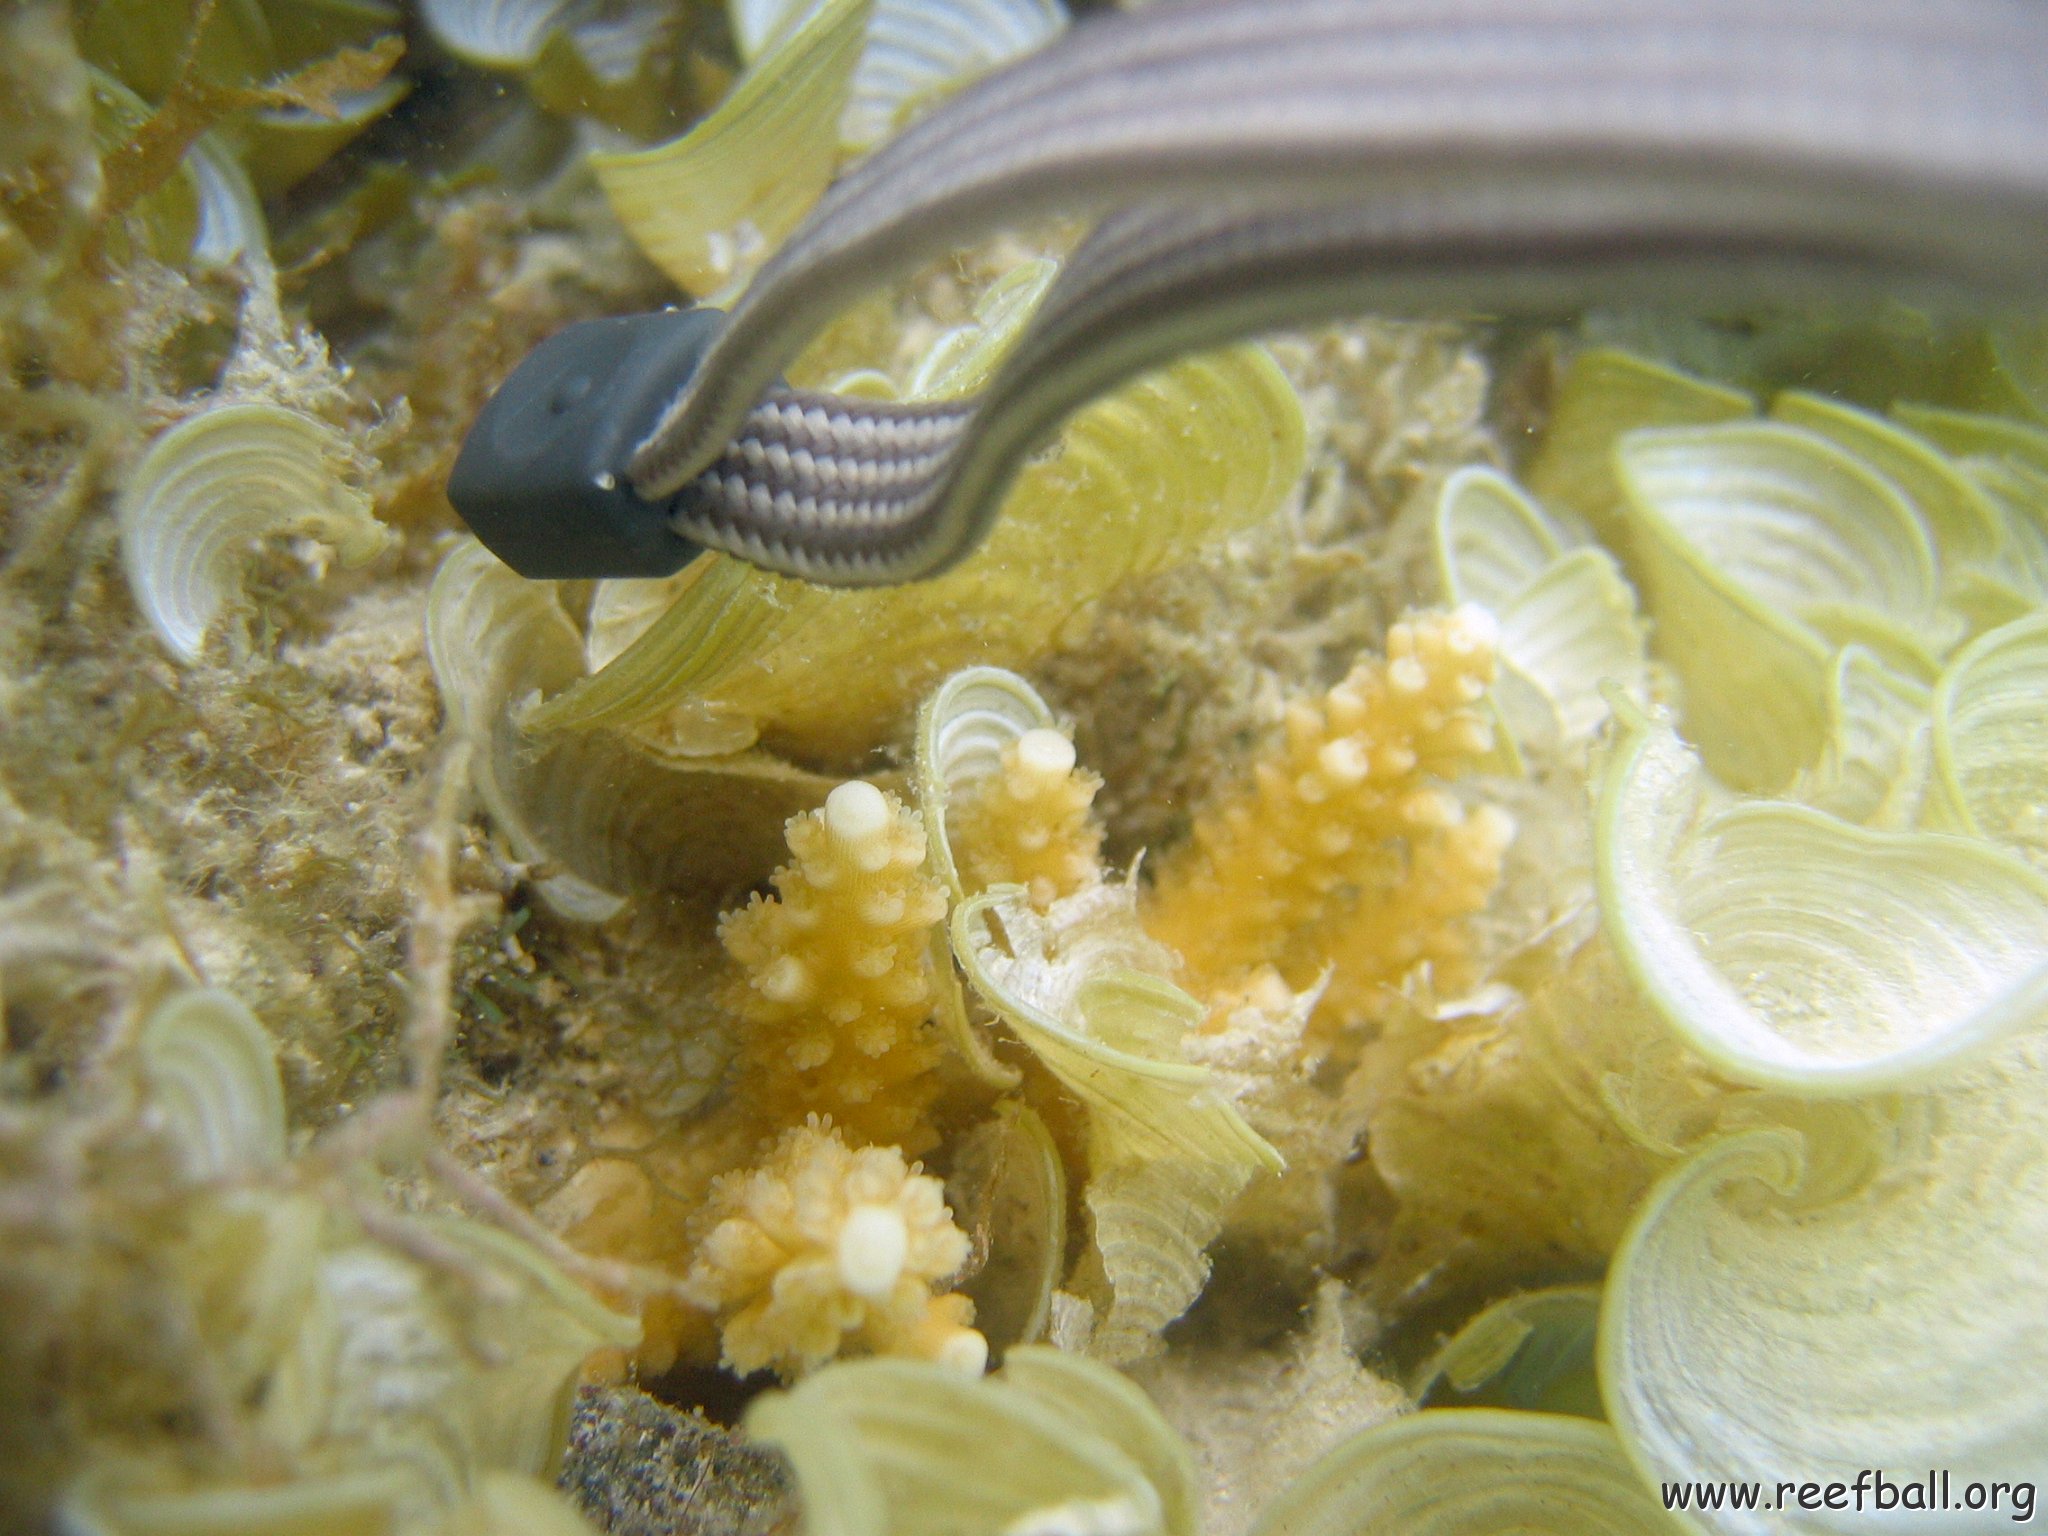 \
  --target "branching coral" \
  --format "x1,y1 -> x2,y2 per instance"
1143,607 -> 1513,1034
719,781 -> 950,1148
683,1117 -> 984,1379
917,667 -> 1283,1361
948,725 -> 1104,907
